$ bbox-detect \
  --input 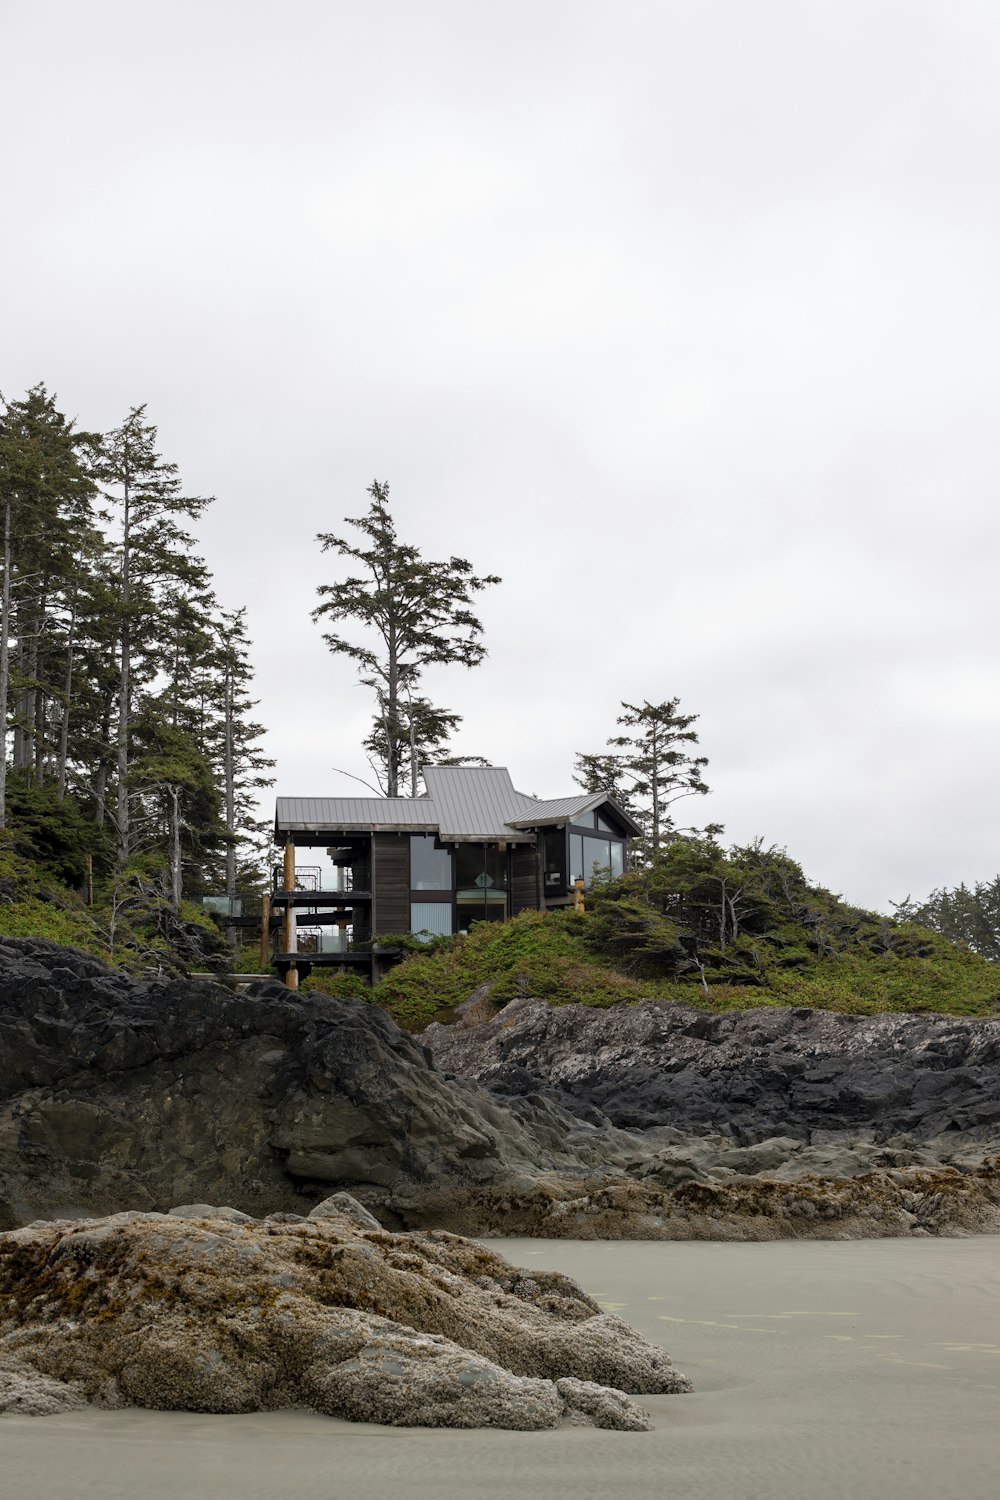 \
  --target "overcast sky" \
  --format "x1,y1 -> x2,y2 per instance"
3,0 -> 998,910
